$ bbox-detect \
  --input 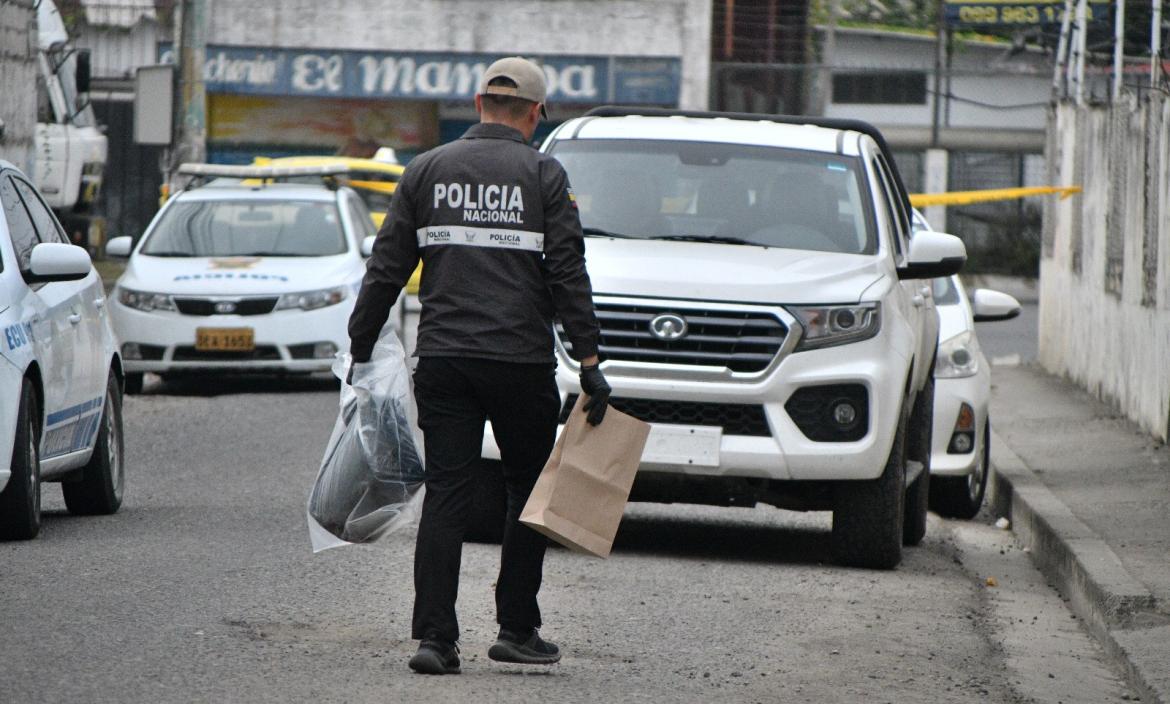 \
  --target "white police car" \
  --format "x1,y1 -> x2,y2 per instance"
1,162 -> 125,540
107,165 -> 383,393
